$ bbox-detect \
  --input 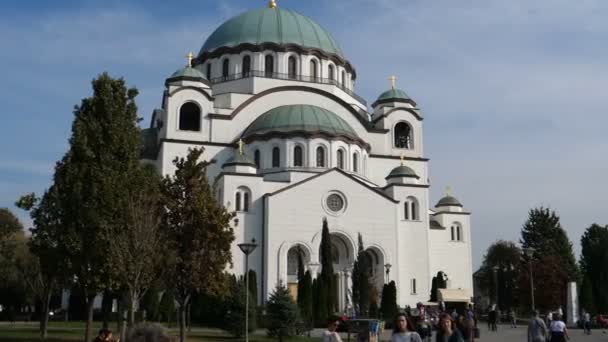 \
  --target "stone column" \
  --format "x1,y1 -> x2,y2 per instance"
344,267 -> 353,315
337,271 -> 344,312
